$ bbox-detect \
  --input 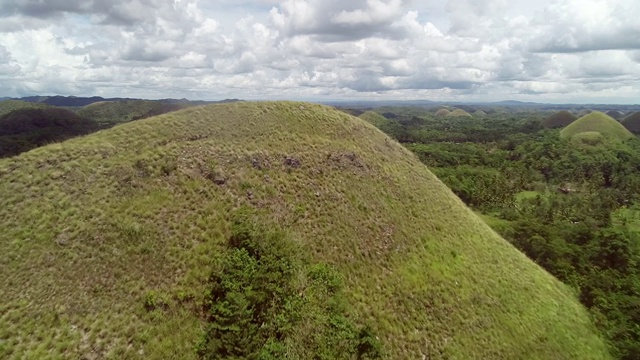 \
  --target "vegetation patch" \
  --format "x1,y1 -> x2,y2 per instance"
0,108 -> 99,157
199,212 -> 382,359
